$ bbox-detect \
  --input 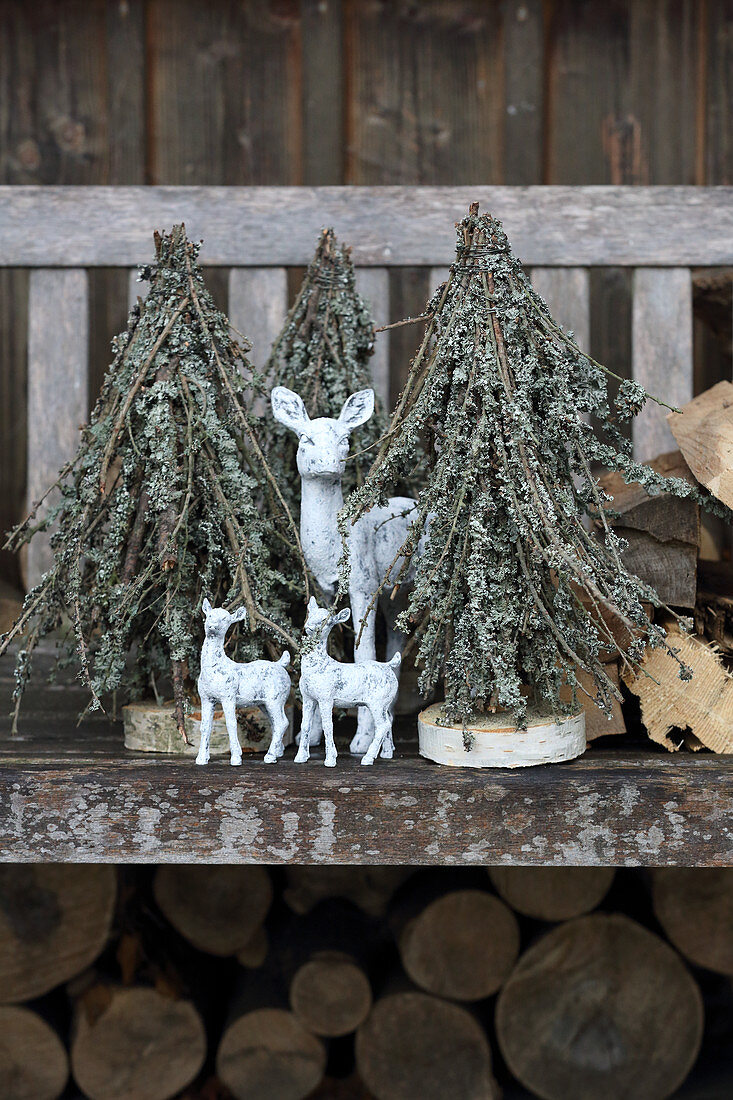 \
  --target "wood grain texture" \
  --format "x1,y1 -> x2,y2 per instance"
354,267 -> 389,407
1,186 -> 730,266
302,0 -> 343,185
503,0 -> 544,185
2,720 -> 733,864
668,381 -> 733,511
531,268 -> 590,350
228,267 -> 289,371
26,268 -> 89,586
705,0 -> 733,185
632,267 -> 693,461
0,1005 -> 68,1100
